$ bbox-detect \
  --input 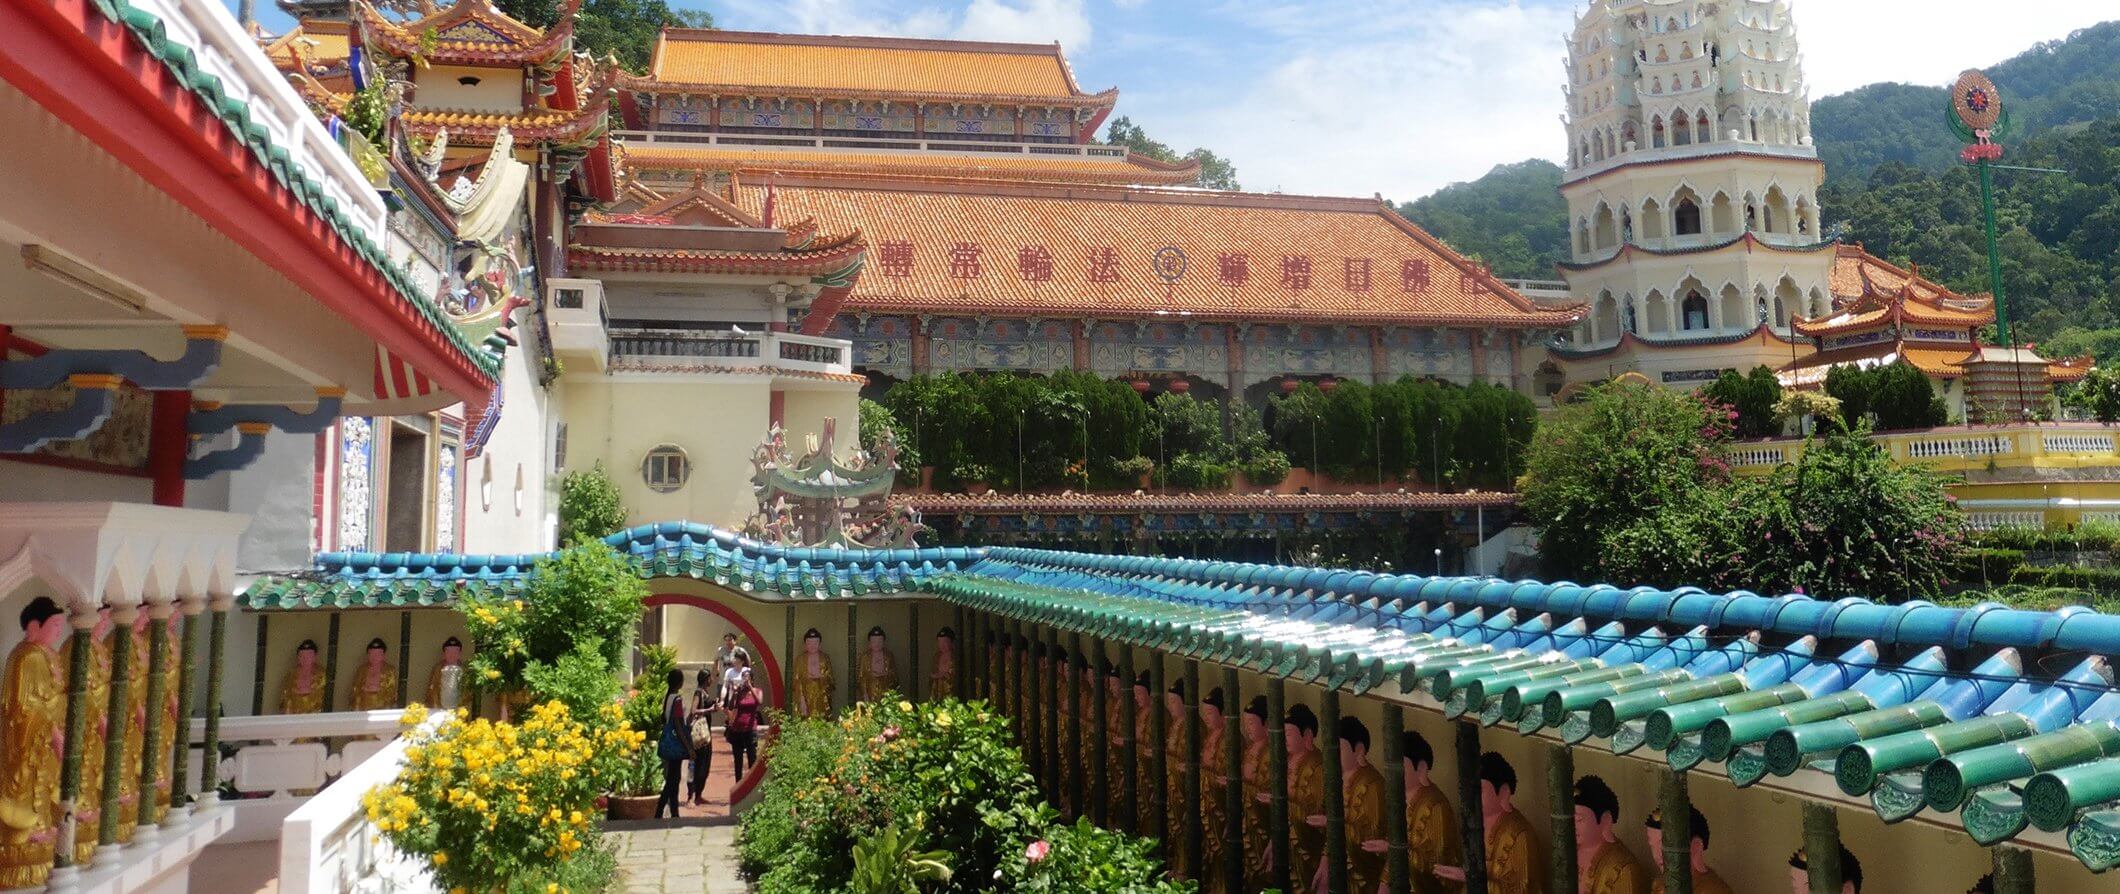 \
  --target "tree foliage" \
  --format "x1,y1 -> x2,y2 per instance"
1699,366 -> 1784,439
496,0 -> 711,72
1267,379 -> 1537,490
884,372 -> 1149,491
1521,382 -> 1965,598
1102,115 -> 1241,190
2064,366 -> 2120,422
1823,362 -> 1949,430
556,461 -> 627,546
1395,159 -> 1571,280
